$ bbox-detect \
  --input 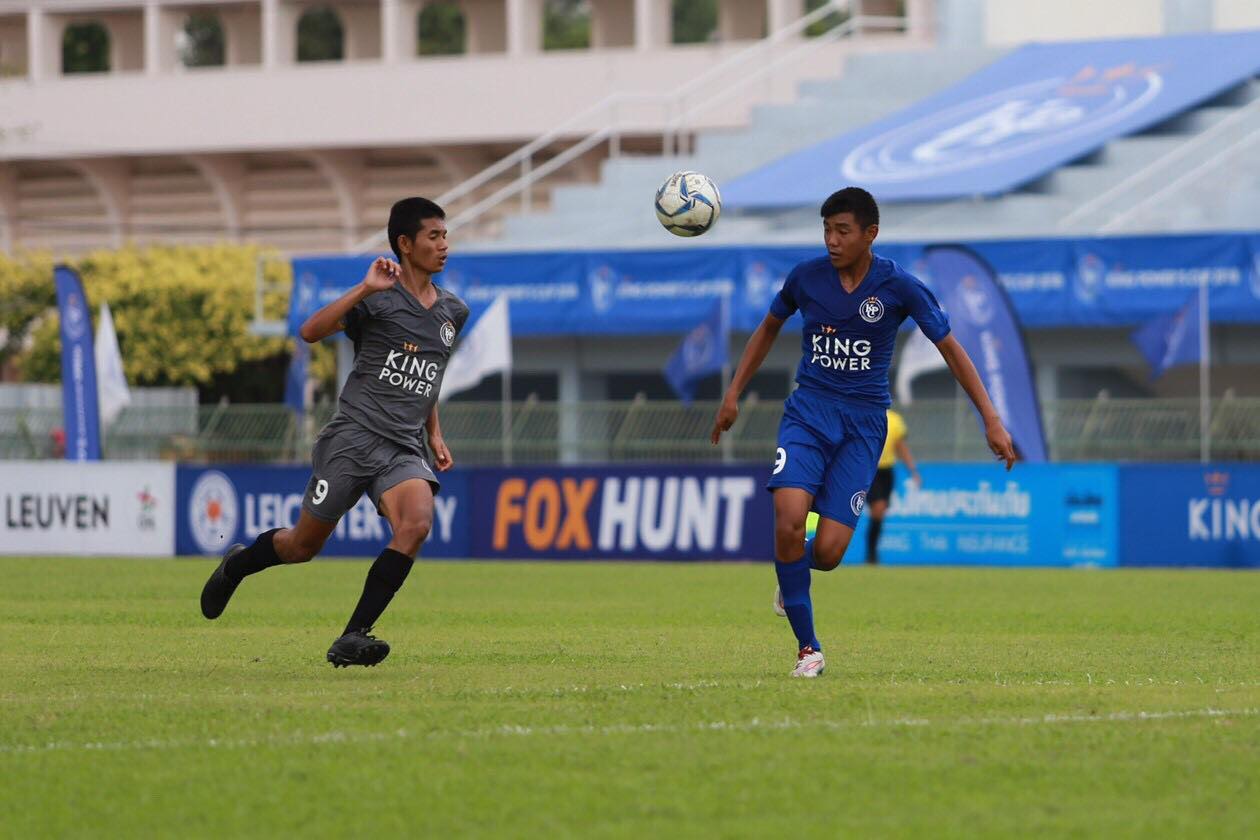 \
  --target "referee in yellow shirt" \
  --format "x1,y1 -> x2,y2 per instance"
866,409 -> 921,565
